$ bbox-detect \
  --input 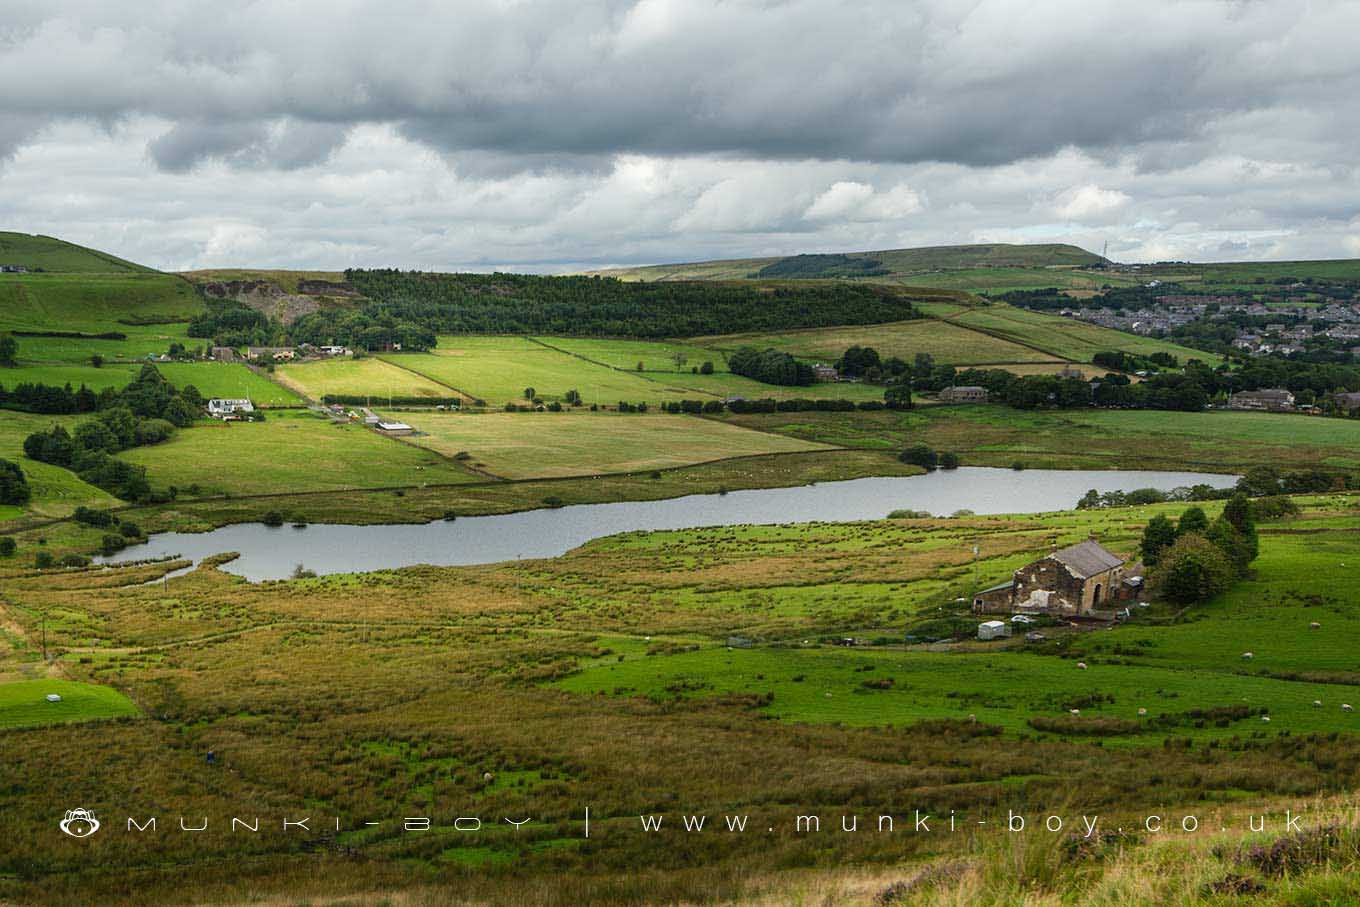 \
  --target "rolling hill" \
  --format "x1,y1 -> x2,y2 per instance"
0,231 -> 155,274
582,242 -> 1106,281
